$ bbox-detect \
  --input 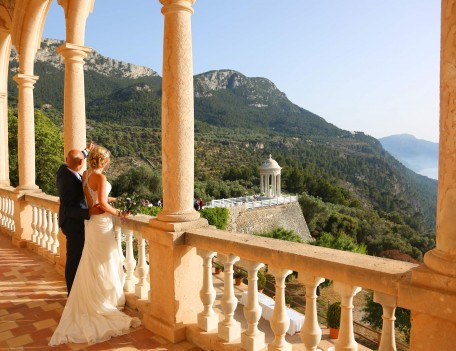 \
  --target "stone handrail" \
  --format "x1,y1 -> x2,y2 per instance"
185,227 -> 416,295
185,226 -> 416,351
